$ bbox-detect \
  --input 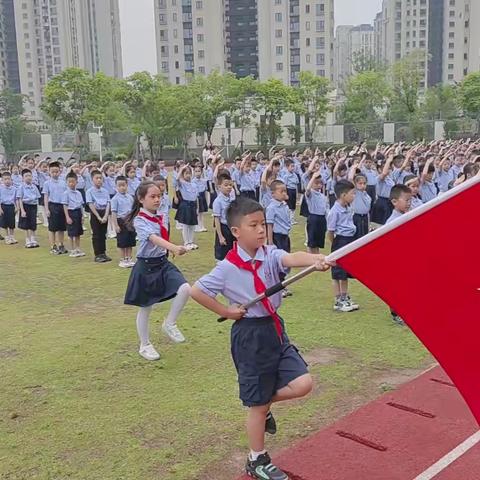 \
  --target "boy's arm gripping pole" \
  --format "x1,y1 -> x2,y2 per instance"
217,264 -> 318,323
